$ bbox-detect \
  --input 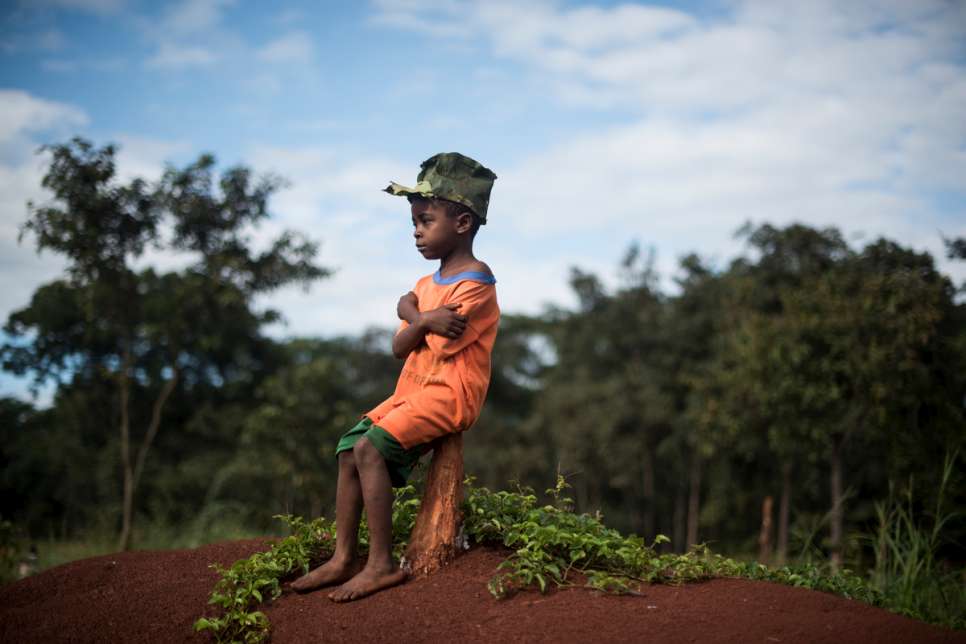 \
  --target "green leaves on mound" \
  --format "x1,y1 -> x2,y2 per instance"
195,478 -> 883,643
194,515 -> 336,644
463,476 -> 725,596
194,489 -> 419,644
